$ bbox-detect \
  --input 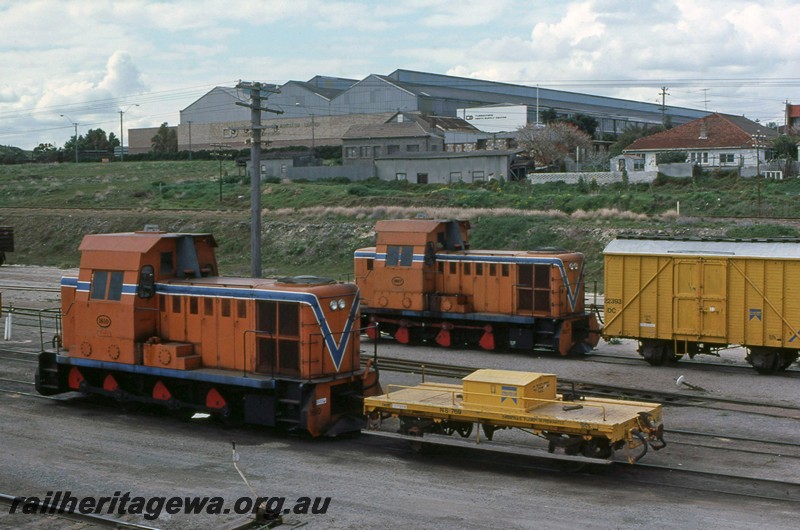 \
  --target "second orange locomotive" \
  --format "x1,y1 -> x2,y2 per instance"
355,219 -> 599,355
